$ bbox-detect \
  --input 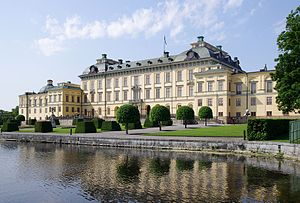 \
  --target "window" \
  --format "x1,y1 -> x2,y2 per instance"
123,91 -> 128,101
72,107 -> 74,112
45,108 -> 47,113
188,69 -> 193,81
115,92 -> 119,101
107,107 -> 110,115
218,81 -> 224,91
236,98 -> 241,106
90,81 -> 95,91
198,99 -> 202,106
145,75 -> 150,85
134,76 -> 139,85
84,94 -> 88,103
34,109 -> 36,113
177,86 -> 183,97
107,79 -> 111,88
188,86 -> 193,96
267,111 -> 272,116
251,112 -> 256,116
266,81 -> 273,92
207,81 -> 213,92
115,78 -> 119,88
165,87 -> 171,98
228,98 -> 231,106
39,99 -> 42,106
236,112 -> 241,117
236,83 -> 242,94
98,108 -> 101,115
98,92 -> 102,102
77,96 -> 80,103
106,92 -> 111,102
207,98 -> 213,106
49,96 -> 52,103
91,93 -> 94,102
250,82 -> 256,94
66,107 -> 69,112
251,97 -> 256,106
177,70 -> 182,81
165,72 -> 171,83
146,89 -> 151,99
123,77 -> 128,87
197,82 -> 203,92
66,95 -> 69,102
98,80 -> 102,89
218,112 -> 223,117
54,95 -> 57,102
58,95 -> 62,102
71,96 -> 74,103
58,107 -> 61,112
155,74 -> 160,84
84,109 -> 87,116
155,88 -> 160,99
45,98 -> 48,106
218,98 -> 223,106
83,82 -> 87,91
77,107 -> 80,113
266,97 -> 272,105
